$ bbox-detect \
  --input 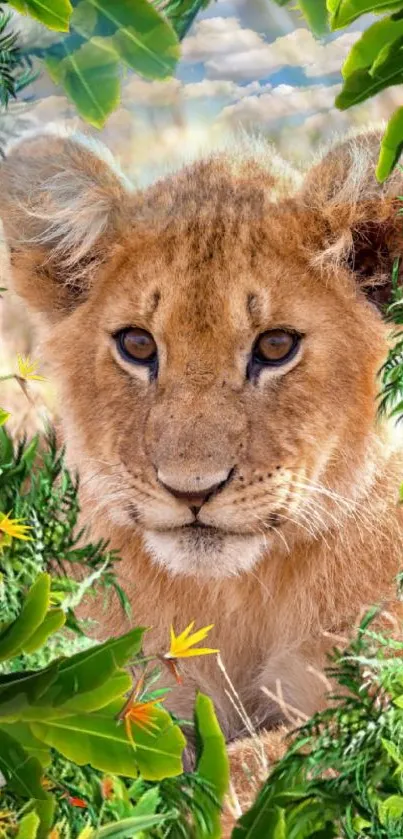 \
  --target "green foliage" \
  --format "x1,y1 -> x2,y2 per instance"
8,0 -> 73,32
272,0 -> 403,181
0,423 -> 228,836
0,424 -> 129,646
0,0 -> 211,130
194,693 -> 230,839
377,256 -> 403,420
231,609 -> 403,839
0,0 -> 214,131
0,7 -> 36,107
157,0 -> 211,40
